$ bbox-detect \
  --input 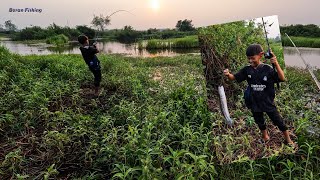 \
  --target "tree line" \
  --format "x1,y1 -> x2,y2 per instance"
0,19 -> 197,43
280,24 -> 320,37
1,19 -> 319,42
